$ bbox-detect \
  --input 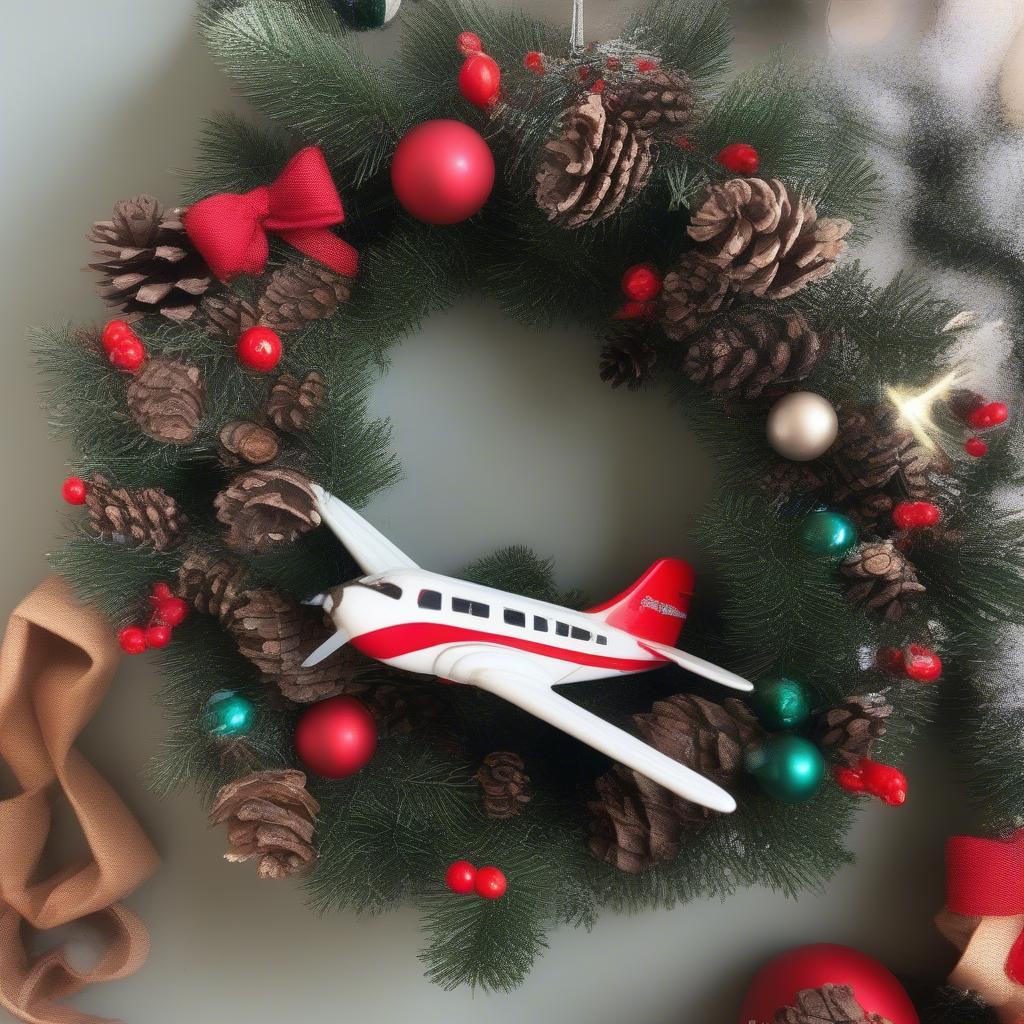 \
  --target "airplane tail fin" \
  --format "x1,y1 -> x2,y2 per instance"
585,558 -> 694,646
